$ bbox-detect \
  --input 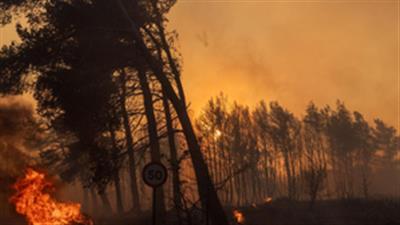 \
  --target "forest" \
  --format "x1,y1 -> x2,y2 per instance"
0,1 -> 399,225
